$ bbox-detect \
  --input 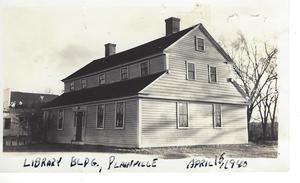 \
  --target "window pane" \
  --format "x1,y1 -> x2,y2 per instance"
178,102 -> 188,127
58,110 -> 63,129
210,67 -> 217,82
70,82 -> 74,91
197,38 -> 204,51
121,67 -> 128,80
81,79 -> 87,88
141,62 -> 149,76
187,63 -> 195,80
116,103 -> 124,128
179,115 -> 188,127
97,105 -> 104,128
4,118 -> 11,129
188,71 -> 195,80
99,74 -> 105,85
179,102 -> 187,114
214,104 -> 221,127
